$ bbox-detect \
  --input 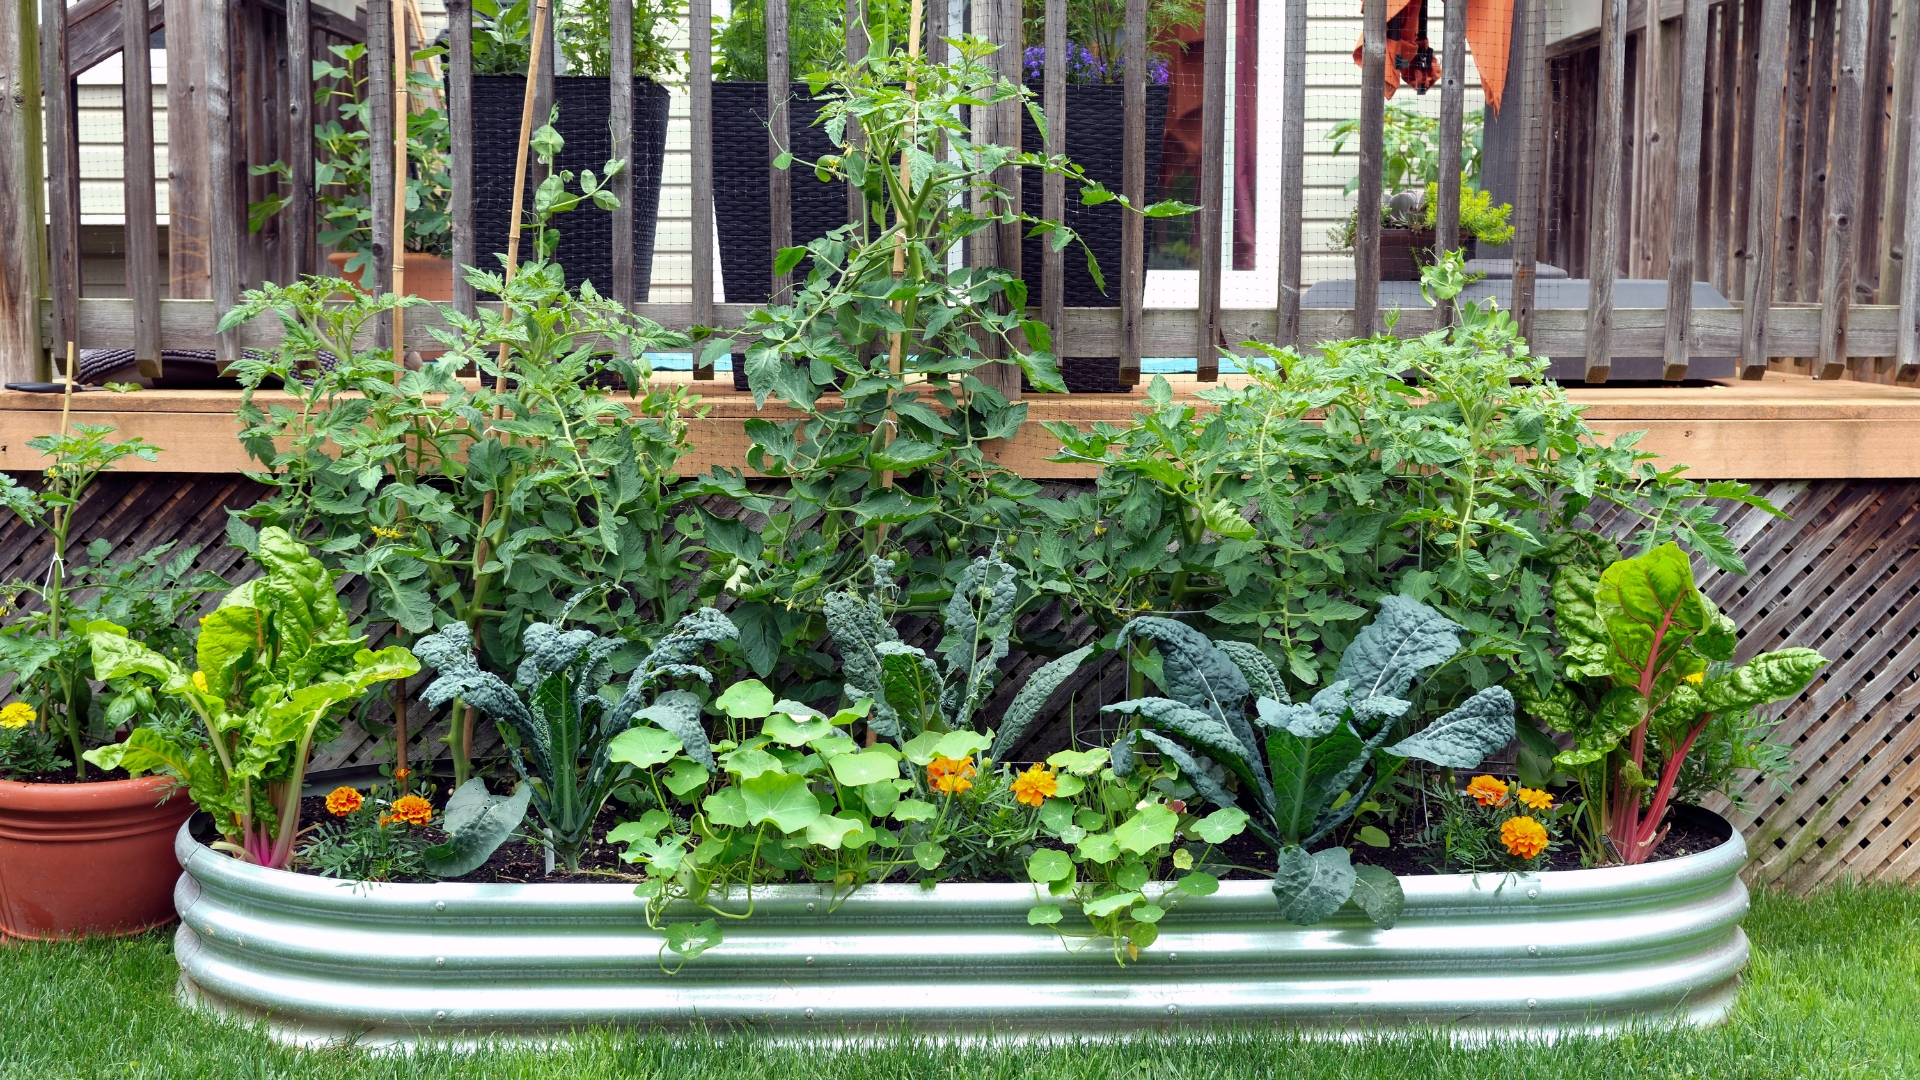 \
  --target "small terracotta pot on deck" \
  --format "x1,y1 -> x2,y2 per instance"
0,776 -> 194,940
326,251 -> 455,302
